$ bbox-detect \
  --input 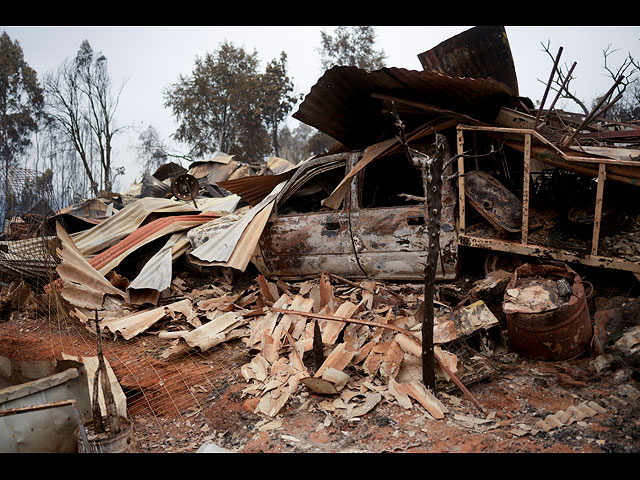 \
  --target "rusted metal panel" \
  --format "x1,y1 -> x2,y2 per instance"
417,26 -> 519,97
349,205 -> 457,281
89,212 -> 221,275
151,162 -> 187,181
188,183 -> 284,271
218,170 -> 296,206
260,211 -> 364,279
464,171 -> 523,233
70,197 -> 200,256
